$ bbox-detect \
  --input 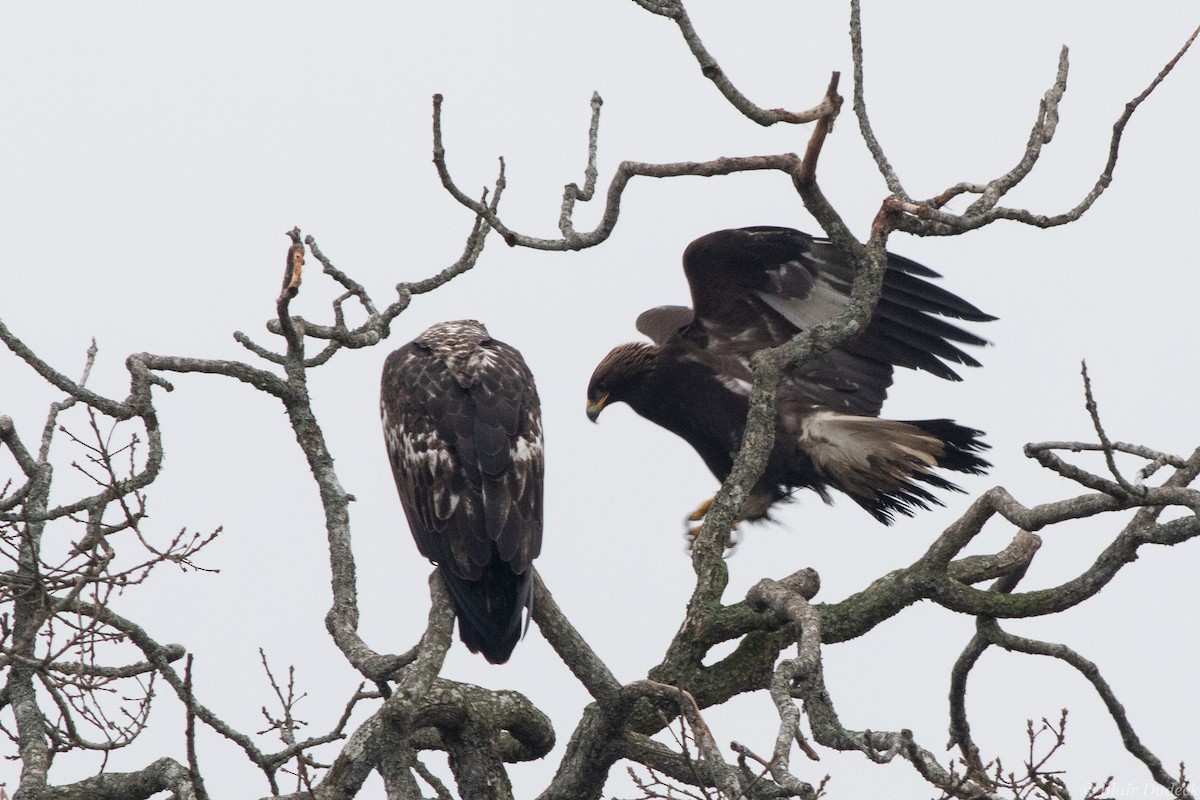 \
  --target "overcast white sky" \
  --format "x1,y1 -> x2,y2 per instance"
1,2 -> 1198,797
